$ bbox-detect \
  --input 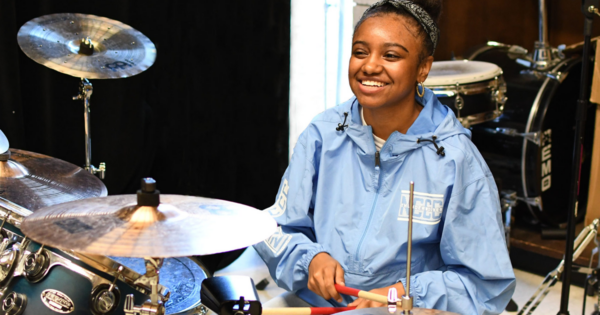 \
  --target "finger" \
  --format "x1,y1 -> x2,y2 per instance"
334,264 -> 345,287
324,268 -> 342,302
348,298 -> 363,307
355,298 -> 371,309
315,273 -> 331,300
308,278 -> 323,298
